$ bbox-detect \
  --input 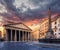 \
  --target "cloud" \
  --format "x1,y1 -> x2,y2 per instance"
13,0 -> 60,21
0,0 -> 8,13
0,0 -> 60,22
